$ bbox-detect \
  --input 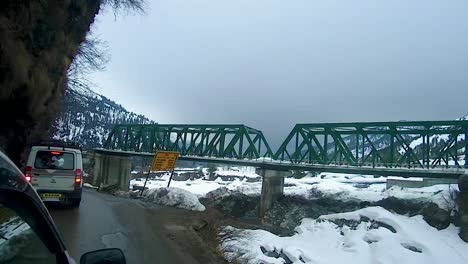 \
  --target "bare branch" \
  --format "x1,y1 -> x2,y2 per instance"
67,35 -> 109,90
441,184 -> 459,214
102,0 -> 146,15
